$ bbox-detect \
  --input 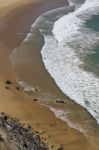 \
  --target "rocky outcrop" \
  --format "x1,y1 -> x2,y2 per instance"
0,113 -> 48,150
